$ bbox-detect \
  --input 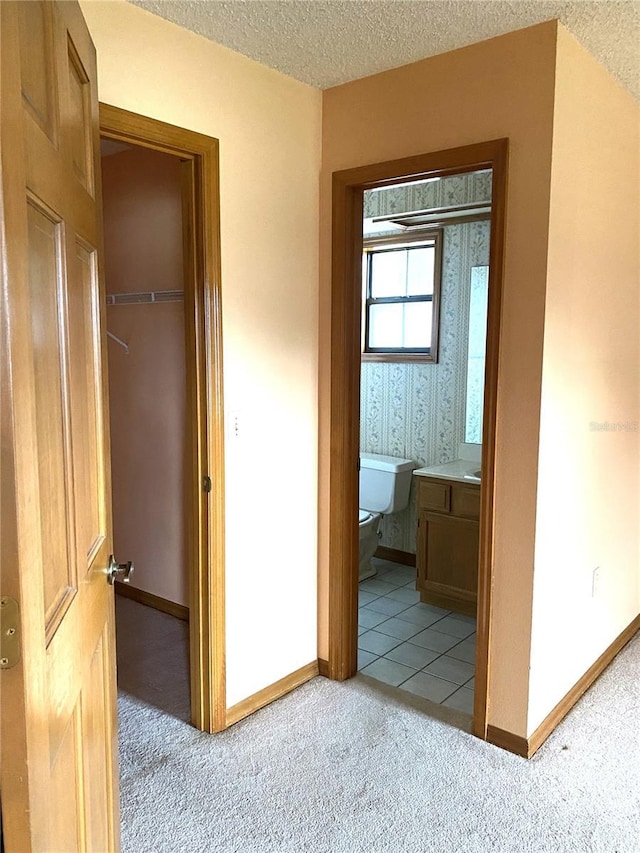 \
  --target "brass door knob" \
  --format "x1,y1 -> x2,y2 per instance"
106,555 -> 134,585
